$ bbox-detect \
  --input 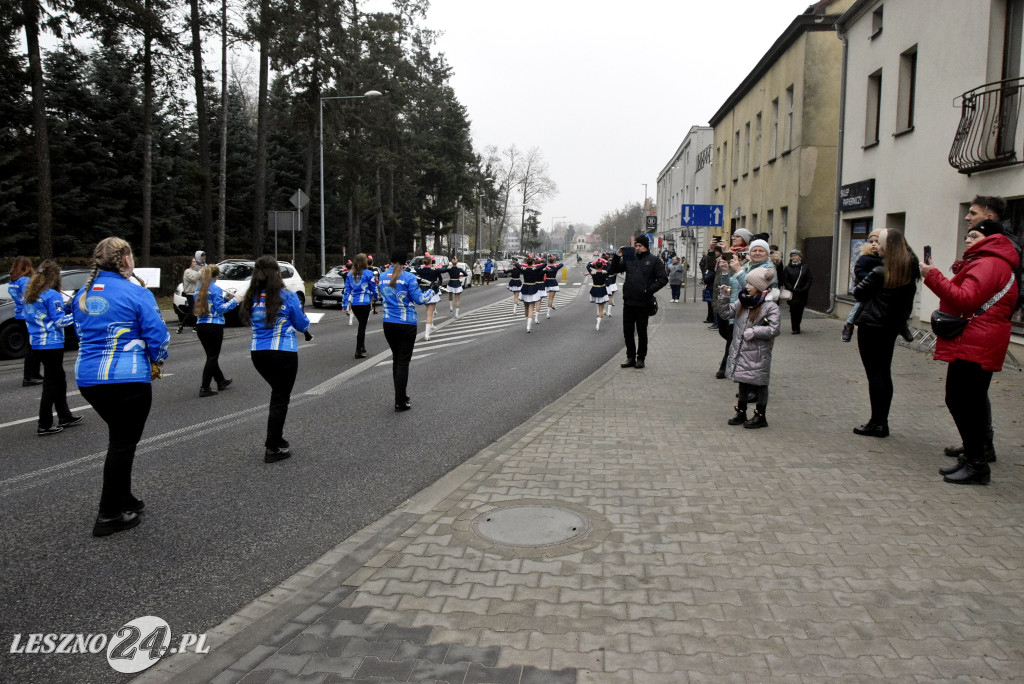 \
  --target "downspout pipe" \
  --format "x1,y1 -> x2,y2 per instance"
827,24 -> 849,314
